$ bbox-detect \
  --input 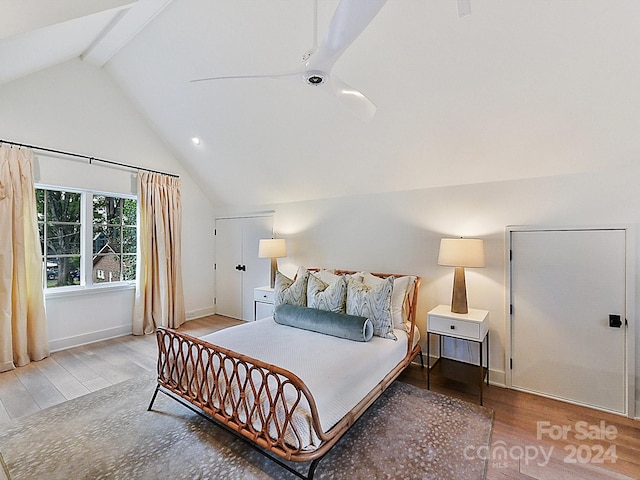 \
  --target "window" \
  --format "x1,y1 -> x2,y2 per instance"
36,187 -> 137,290
92,195 -> 137,284
37,189 -> 82,288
